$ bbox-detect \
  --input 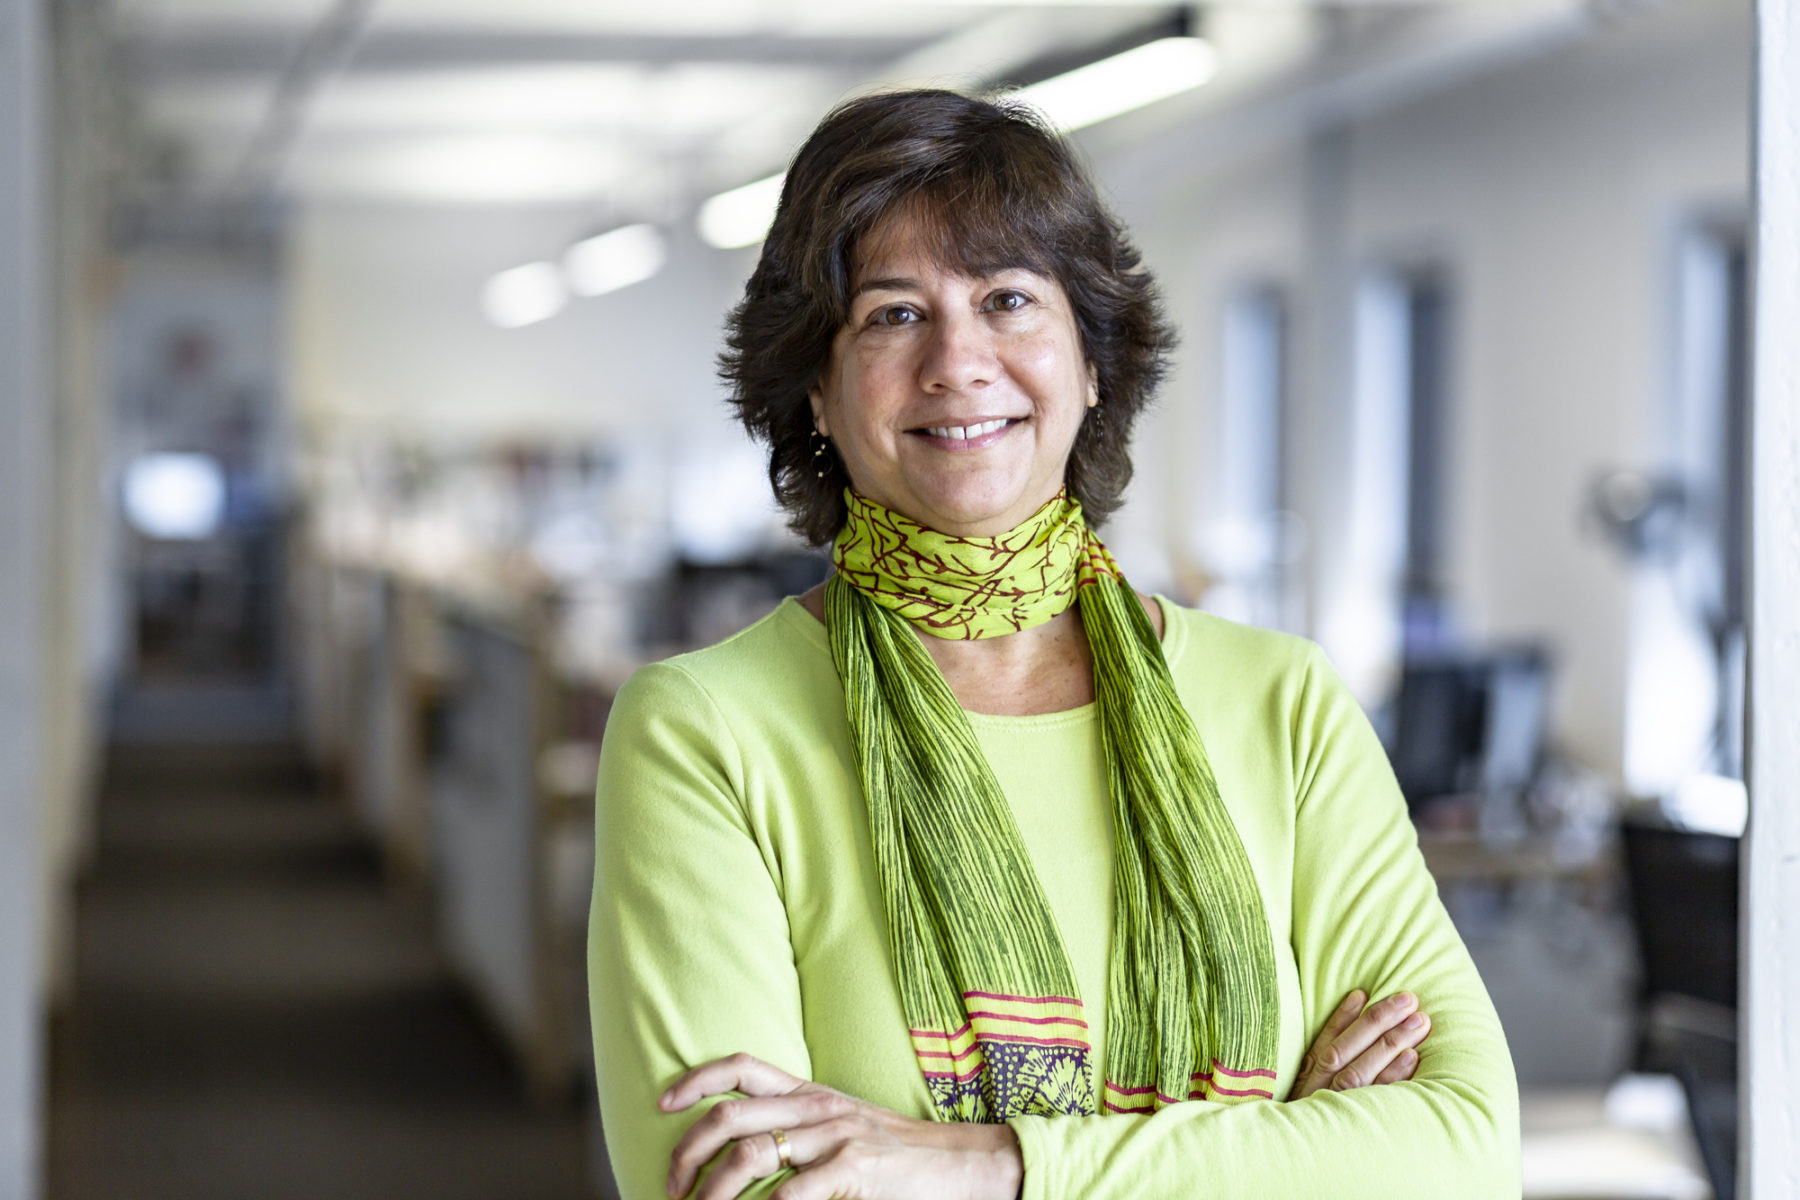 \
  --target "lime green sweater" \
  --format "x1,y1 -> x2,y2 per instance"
588,597 -> 1519,1199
